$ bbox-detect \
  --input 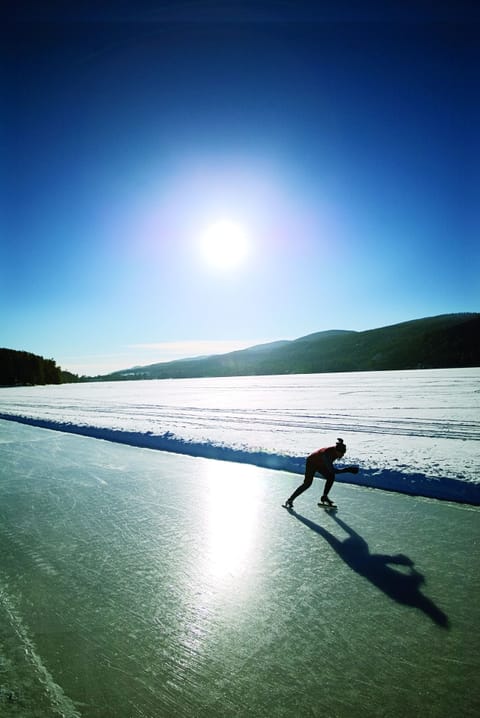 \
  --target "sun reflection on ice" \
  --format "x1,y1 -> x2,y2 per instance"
203,461 -> 261,581
165,462 -> 263,666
